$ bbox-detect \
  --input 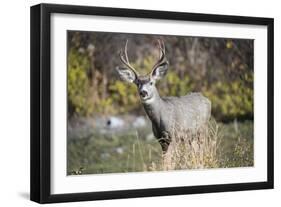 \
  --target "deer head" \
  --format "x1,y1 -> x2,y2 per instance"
116,40 -> 169,103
